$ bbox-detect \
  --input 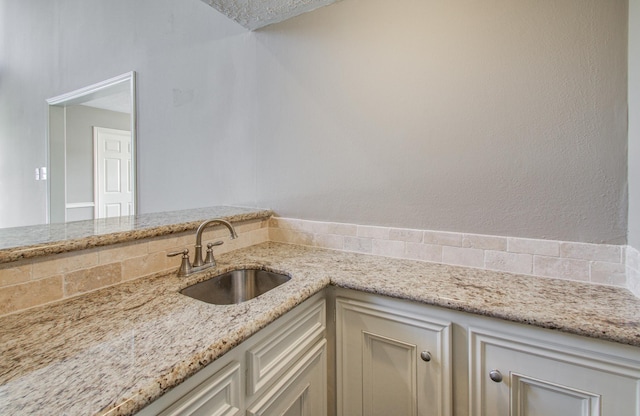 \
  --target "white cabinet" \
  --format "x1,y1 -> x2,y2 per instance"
469,327 -> 640,416
333,288 -> 640,416
335,294 -> 452,416
137,293 -> 326,416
